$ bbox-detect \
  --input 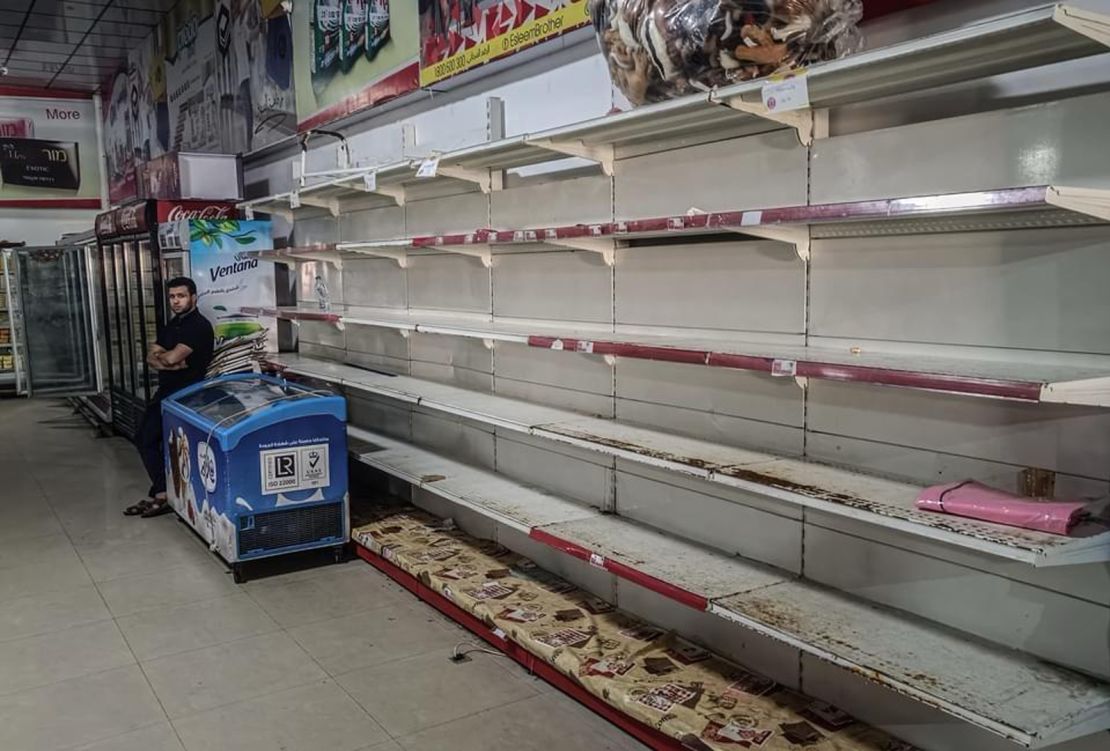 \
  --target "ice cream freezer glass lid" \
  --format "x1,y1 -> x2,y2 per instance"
167,375 -> 345,434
